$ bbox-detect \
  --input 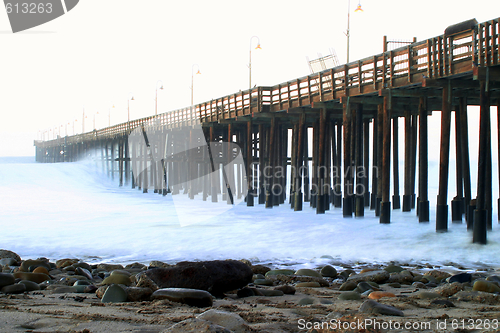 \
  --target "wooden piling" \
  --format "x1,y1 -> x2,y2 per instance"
355,104 -> 364,216
363,120 -> 370,207
317,107 -> 327,214
436,82 -> 452,232
418,97 -> 430,222
294,113 -> 305,211
392,116 -> 401,210
343,99 -> 353,217
451,107 -> 464,222
333,120 -> 342,208
380,95 -> 392,224
403,109 -> 412,212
